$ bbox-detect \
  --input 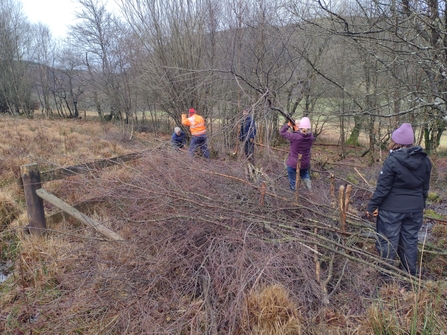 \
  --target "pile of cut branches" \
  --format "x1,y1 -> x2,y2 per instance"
3,148 -> 447,334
